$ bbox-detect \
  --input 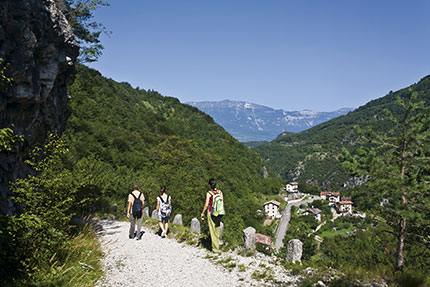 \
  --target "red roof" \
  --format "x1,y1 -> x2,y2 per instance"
320,192 -> 340,196
264,200 -> 280,206
339,201 -> 353,205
